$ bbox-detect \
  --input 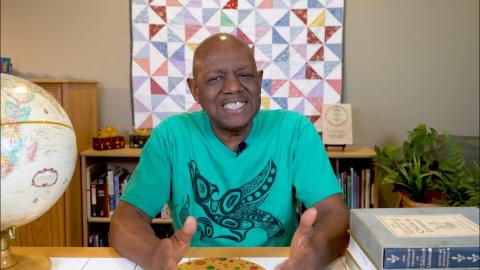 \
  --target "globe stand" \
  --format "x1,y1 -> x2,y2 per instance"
1,227 -> 51,270
1,227 -> 16,268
